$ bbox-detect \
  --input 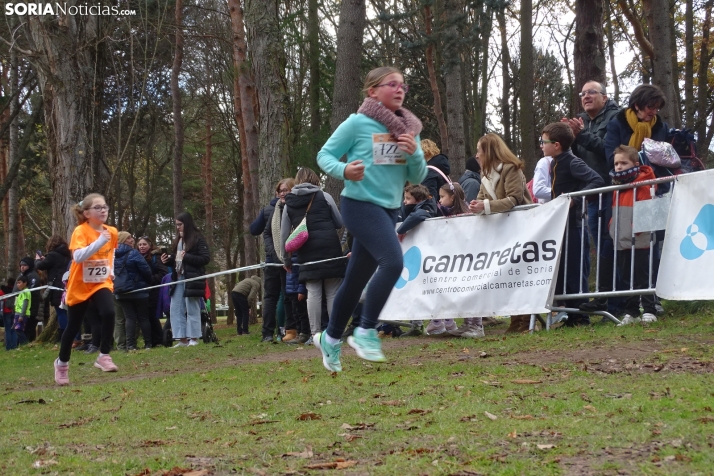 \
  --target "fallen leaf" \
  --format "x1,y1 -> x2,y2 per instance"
407,409 -> 431,415
304,460 -> 358,470
31,459 -> 58,469
140,439 -> 171,447
462,348 -> 470,354
380,400 -> 404,406
297,412 -> 321,421
484,411 -> 498,421
583,405 -> 597,413
580,393 -> 591,403
247,420 -> 280,425
479,352 -> 489,358
282,447 -> 313,458
507,430 -> 517,438
537,444 -> 556,450
184,471 -> 210,476
340,423 -> 374,431
680,348 -> 689,353
511,379 -> 542,385
512,414 -> 535,420
17,399 -> 46,405
342,434 -> 362,442
58,417 -> 97,429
